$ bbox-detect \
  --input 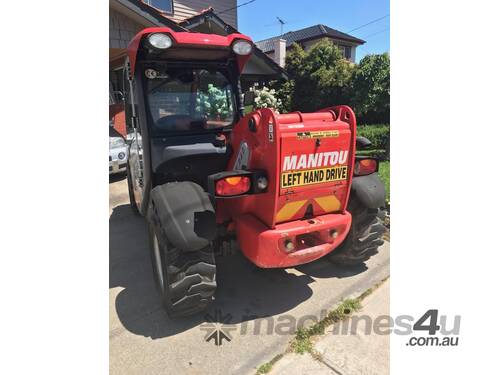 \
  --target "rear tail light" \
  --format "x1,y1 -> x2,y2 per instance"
215,176 -> 251,196
354,158 -> 379,176
208,170 -> 267,198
